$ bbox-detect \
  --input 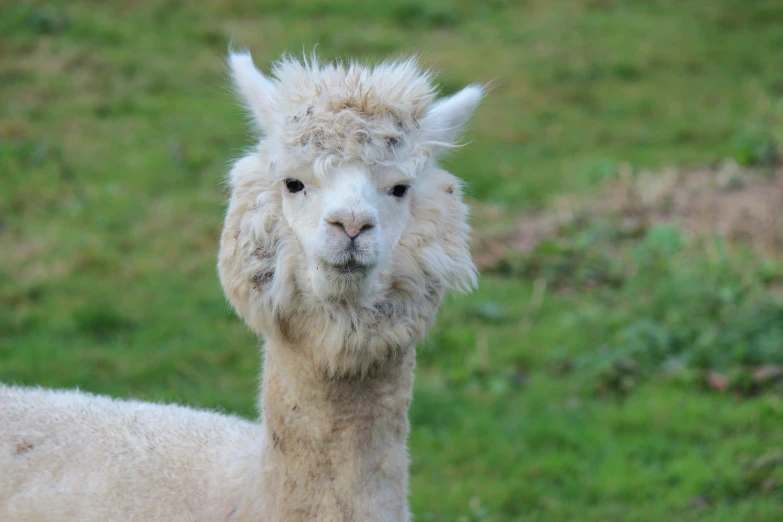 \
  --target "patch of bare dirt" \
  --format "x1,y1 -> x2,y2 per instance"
473,160 -> 783,270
